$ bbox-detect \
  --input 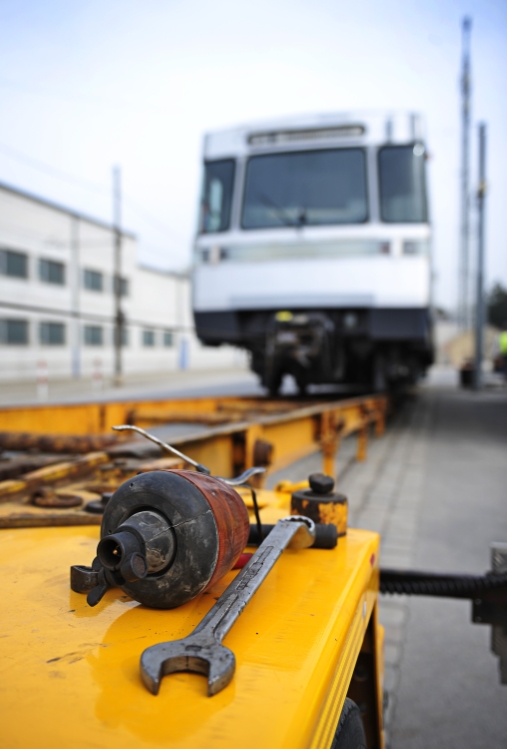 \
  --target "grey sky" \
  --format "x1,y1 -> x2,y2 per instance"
0,0 -> 505,310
